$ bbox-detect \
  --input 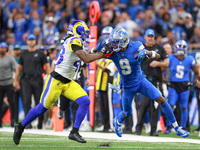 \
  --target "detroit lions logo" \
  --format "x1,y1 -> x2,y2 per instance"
118,30 -> 127,37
